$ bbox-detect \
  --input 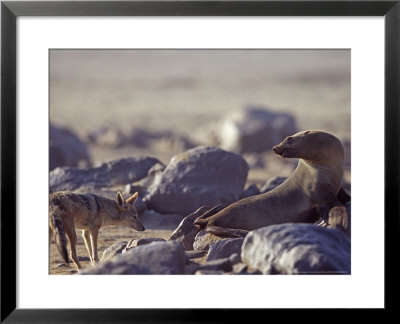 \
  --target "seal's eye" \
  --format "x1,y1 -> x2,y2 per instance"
285,137 -> 293,144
